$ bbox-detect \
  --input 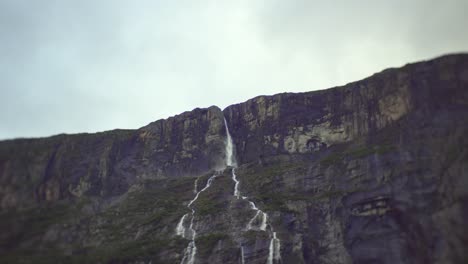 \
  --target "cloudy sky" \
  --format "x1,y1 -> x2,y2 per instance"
1,0 -> 467,139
